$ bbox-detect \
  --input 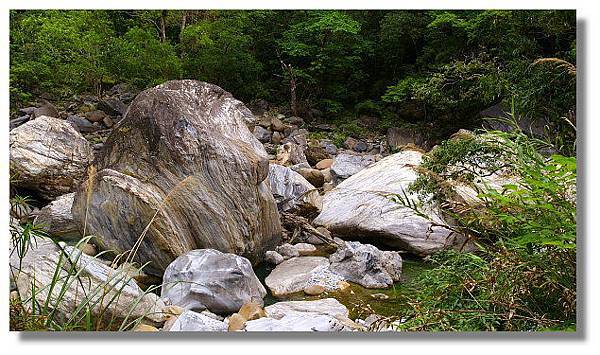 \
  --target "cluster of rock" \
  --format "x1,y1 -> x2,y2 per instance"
263,239 -> 403,296
10,86 -> 132,151
9,80 -> 491,332
9,236 -> 166,326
